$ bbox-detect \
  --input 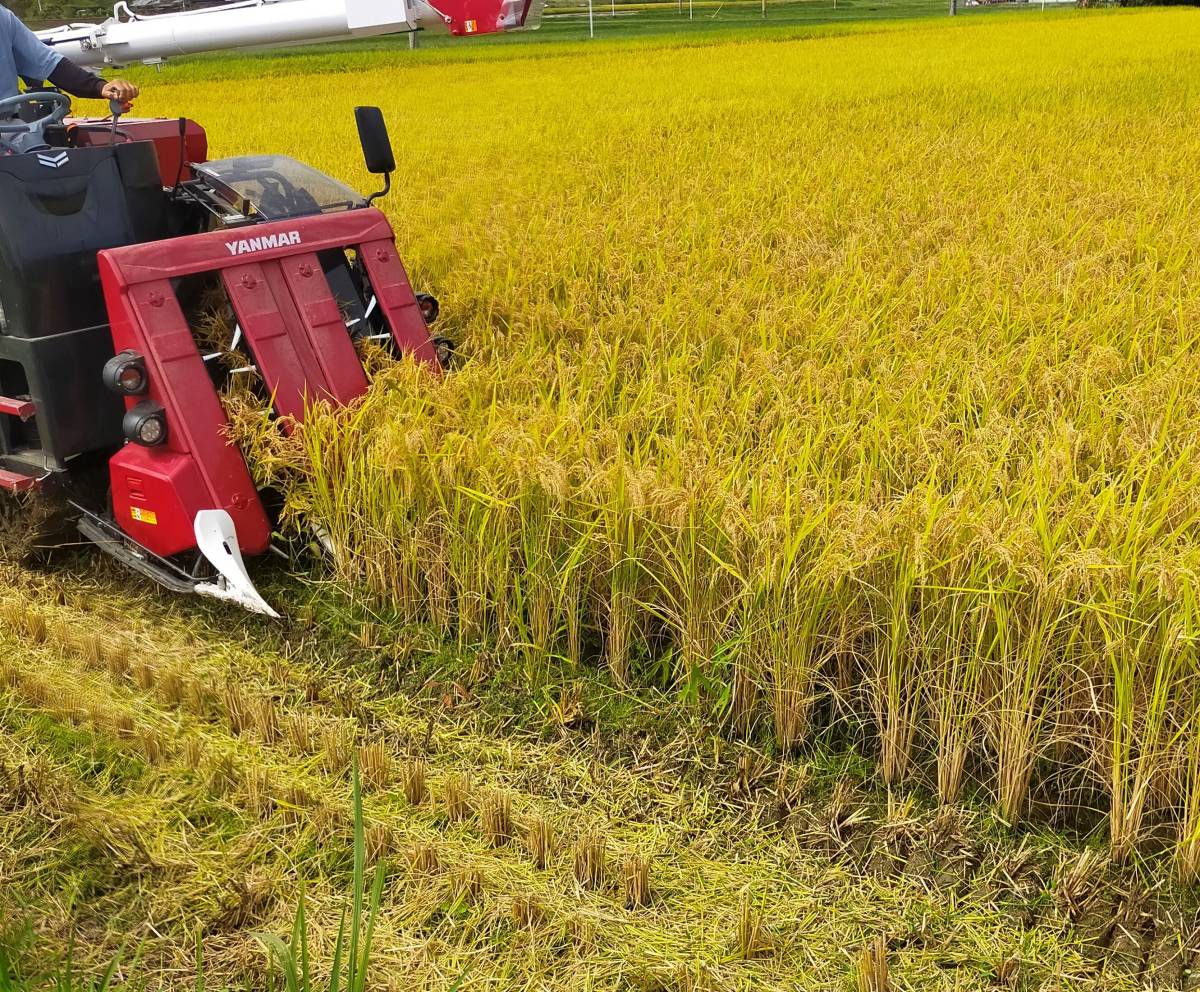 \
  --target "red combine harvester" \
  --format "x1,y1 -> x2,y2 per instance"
1,0 -> 543,616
